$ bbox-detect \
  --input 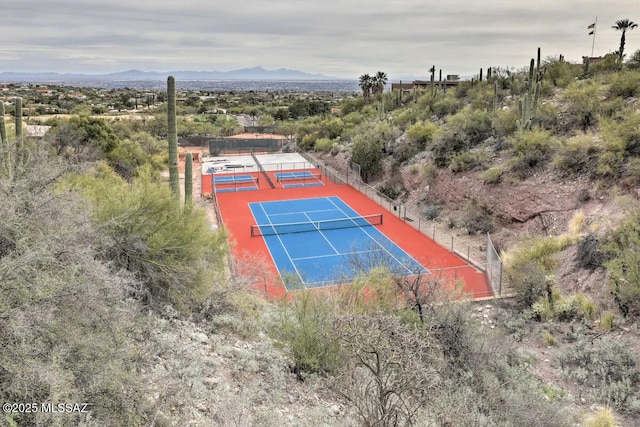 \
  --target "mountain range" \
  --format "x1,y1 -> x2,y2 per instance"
0,67 -> 342,82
